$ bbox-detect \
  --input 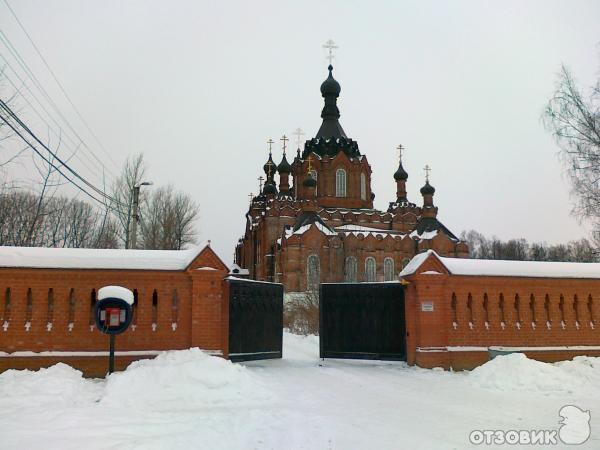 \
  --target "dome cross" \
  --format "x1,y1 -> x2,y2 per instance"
424,164 -> 431,182
280,135 -> 289,155
323,39 -> 338,65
